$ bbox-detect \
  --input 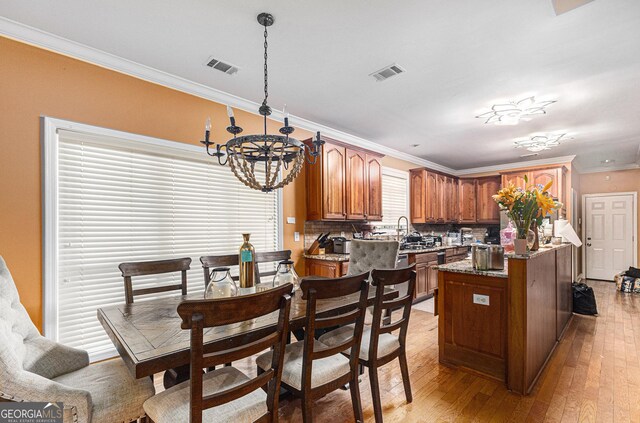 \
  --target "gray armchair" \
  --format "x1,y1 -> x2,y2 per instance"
0,256 -> 154,423
347,240 -> 400,275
